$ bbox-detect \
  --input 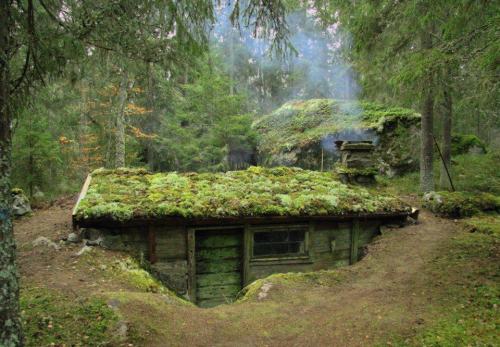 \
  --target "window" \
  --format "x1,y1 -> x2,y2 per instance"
253,228 -> 307,258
